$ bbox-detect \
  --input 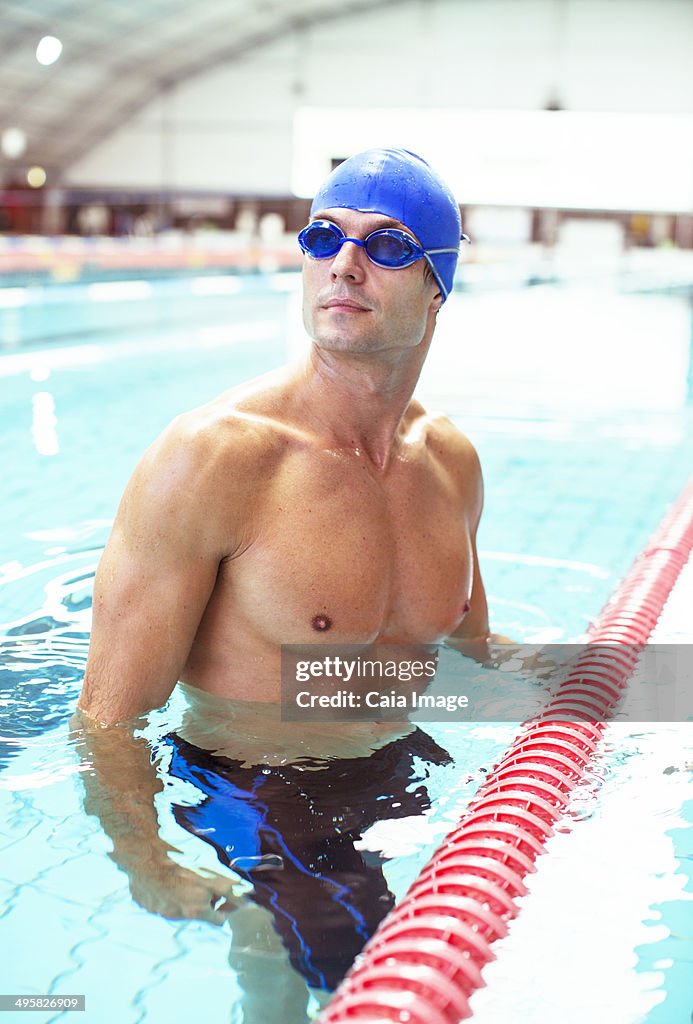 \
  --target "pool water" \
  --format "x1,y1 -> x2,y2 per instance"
1,273 -> 692,1023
